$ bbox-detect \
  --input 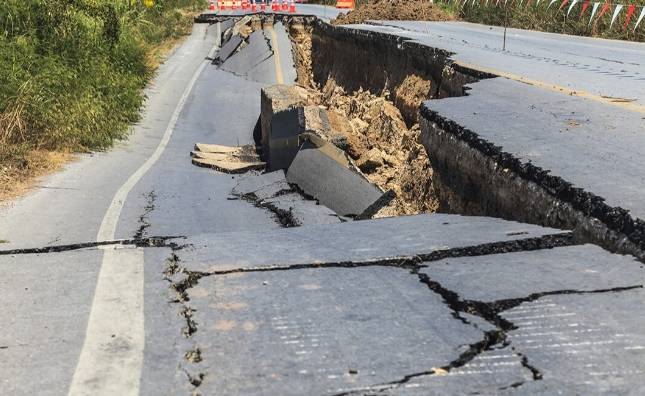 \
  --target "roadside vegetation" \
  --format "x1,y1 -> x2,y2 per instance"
0,0 -> 204,199
456,0 -> 645,42
314,0 -> 644,42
